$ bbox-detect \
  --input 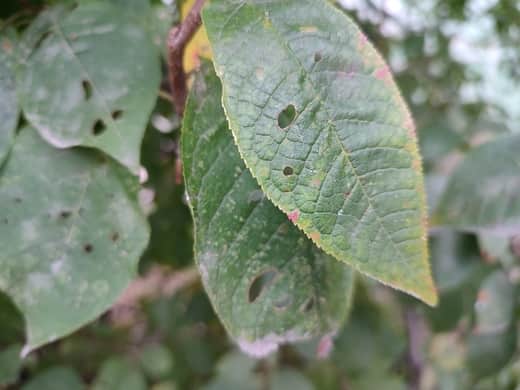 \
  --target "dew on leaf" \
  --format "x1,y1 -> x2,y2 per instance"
248,269 -> 278,303
277,104 -> 296,129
